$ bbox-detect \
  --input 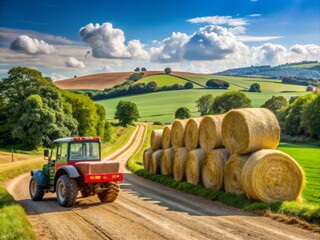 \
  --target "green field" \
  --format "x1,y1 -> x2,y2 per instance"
284,63 -> 320,68
139,74 -> 189,87
97,75 -> 306,123
278,143 -> 320,204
